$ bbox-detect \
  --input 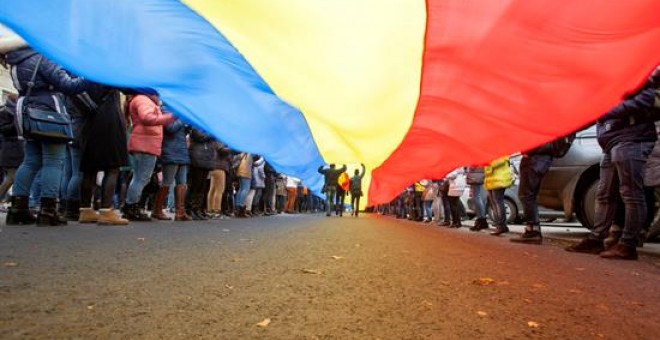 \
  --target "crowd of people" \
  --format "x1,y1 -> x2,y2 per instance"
0,47 -> 335,227
376,65 -> 660,261
2,45 -> 660,261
